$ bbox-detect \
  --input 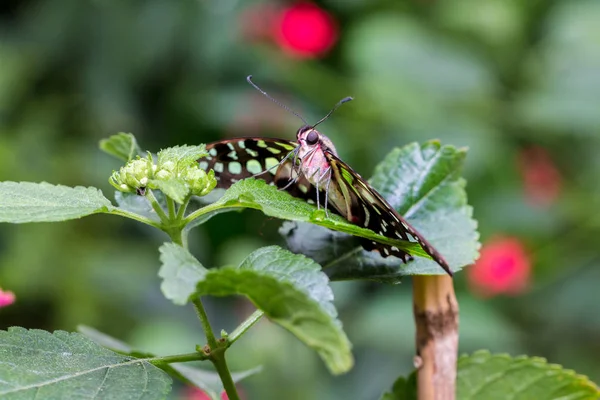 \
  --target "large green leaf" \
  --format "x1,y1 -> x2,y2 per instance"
187,179 -> 427,258
0,327 -> 171,399
78,325 -> 260,400
158,244 -> 353,375
457,351 -> 600,399
282,141 -> 479,281
0,182 -> 113,223
381,351 -> 599,399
